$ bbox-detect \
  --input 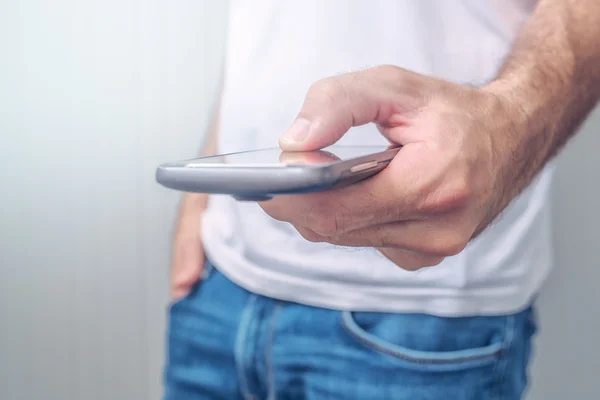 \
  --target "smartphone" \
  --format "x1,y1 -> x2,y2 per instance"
155,145 -> 401,201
